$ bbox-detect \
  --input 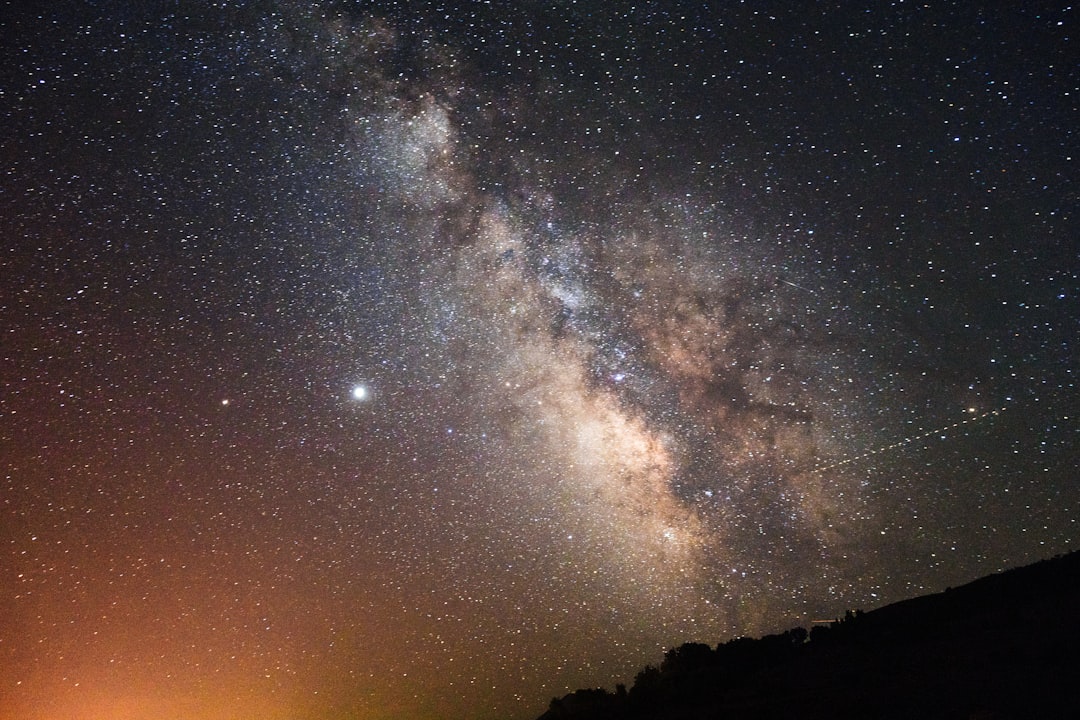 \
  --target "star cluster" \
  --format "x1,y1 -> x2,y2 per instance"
2,2 -> 1076,720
